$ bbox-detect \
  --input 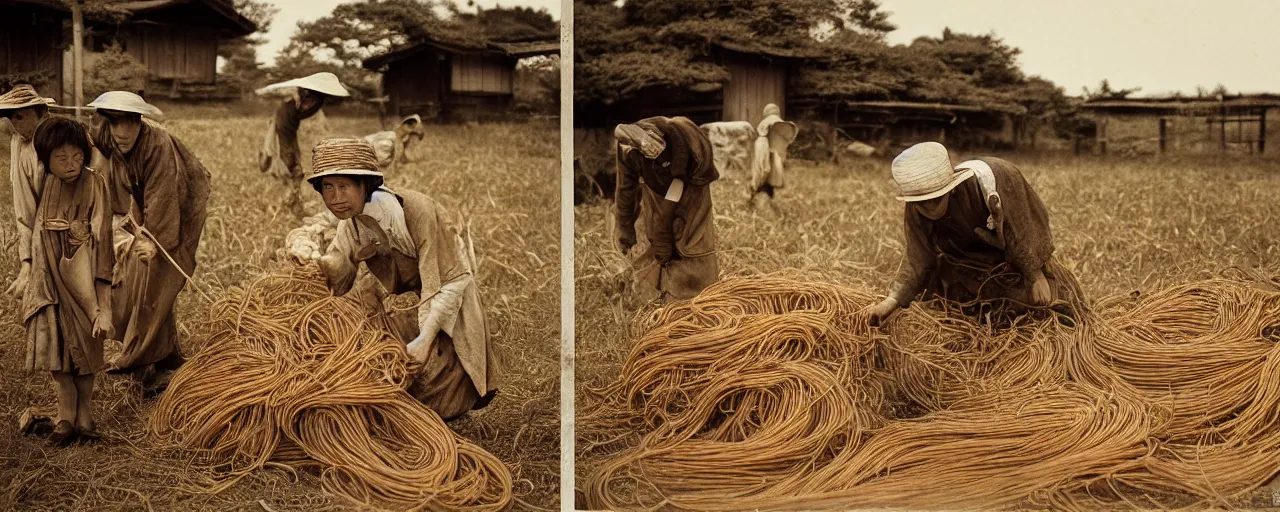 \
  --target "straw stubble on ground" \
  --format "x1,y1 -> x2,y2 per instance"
574,151 -> 1280,508
0,106 -> 560,511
